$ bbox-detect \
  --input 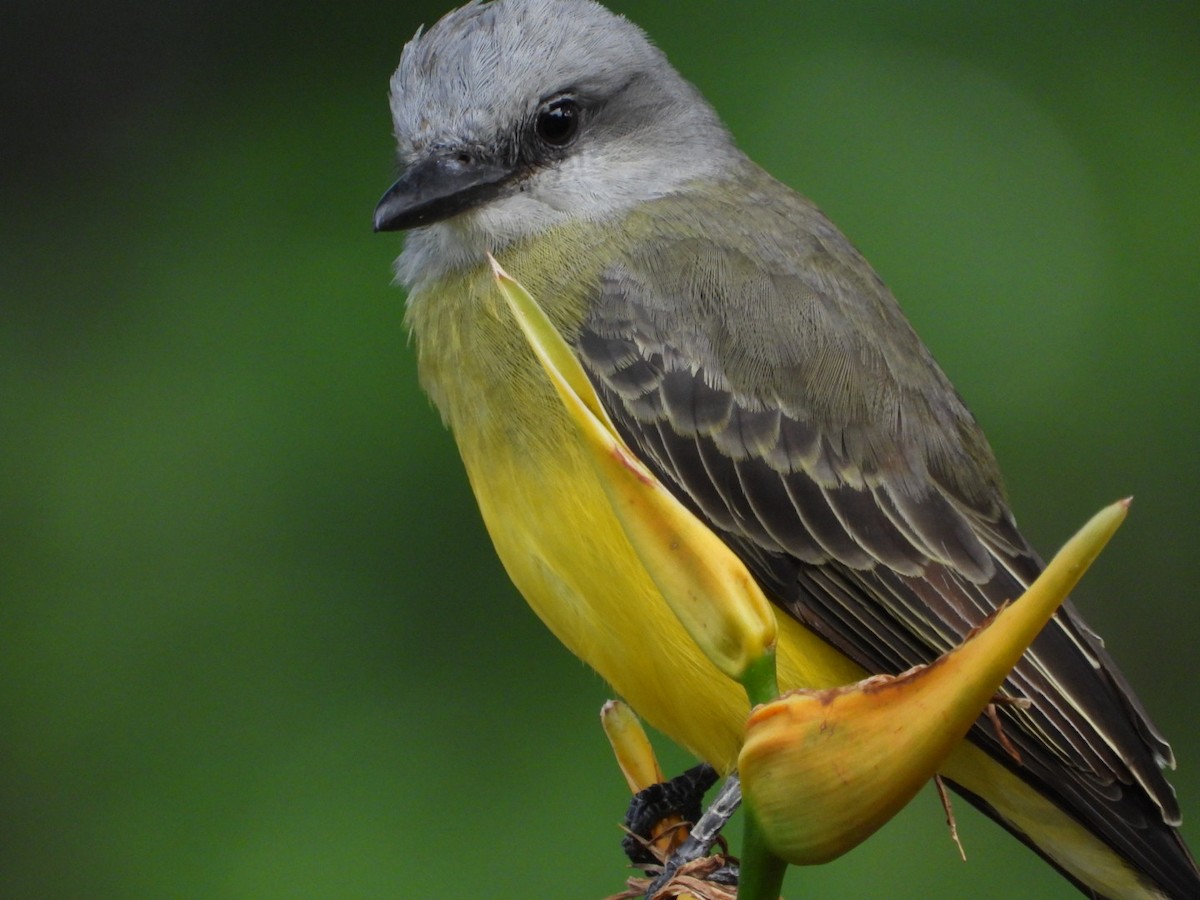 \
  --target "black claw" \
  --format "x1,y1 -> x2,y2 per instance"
706,864 -> 740,886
